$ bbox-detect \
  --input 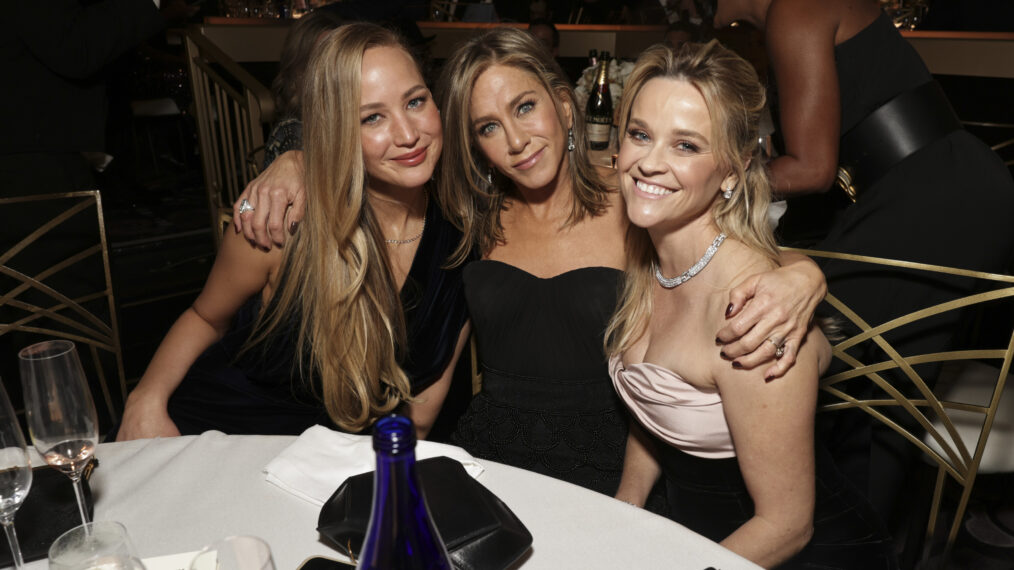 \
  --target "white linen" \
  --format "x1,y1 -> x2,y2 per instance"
17,432 -> 760,570
262,425 -> 484,506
